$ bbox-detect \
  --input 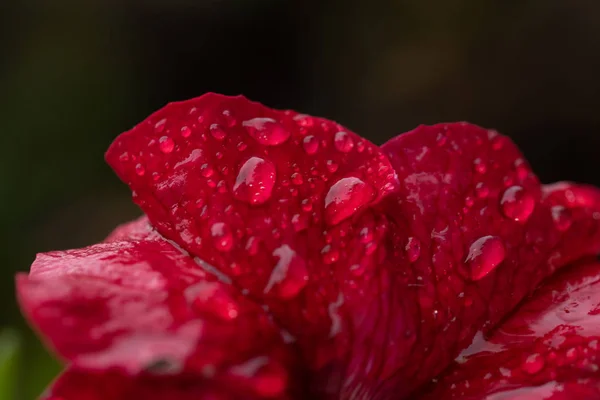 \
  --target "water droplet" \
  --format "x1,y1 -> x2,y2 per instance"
324,177 -> 375,225
201,163 -> 214,178
291,172 -> 303,185
500,186 -> 535,222
406,237 -> 421,262
211,222 -> 234,251
243,118 -> 290,146
181,126 -> 192,138
475,182 -> 489,199
326,160 -> 338,173
119,152 -> 129,162
159,136 -> 175,153
245,236 -> 260,255
551,206 -> 572,231
187,282 -> 239,320
473,158 -> 486,174
334,131 -> 354,152
264,245 -> 308,299
514,159 -> 529,181
359,227 -> 373,243
303,135 -> 319,154
209,124 -> 226,141
135,163 -> 145,176
321,245 -> 339,264
221,109 -> 236,127
237,141 -> 247,151
233,157 -> 277,205
154,118 -> 166,133
463,236 -> 505,281
522,353 -> 545,375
